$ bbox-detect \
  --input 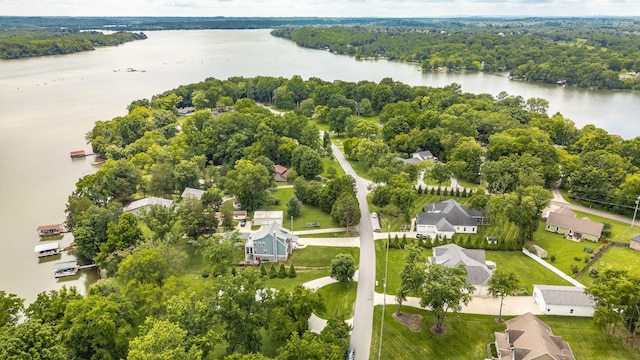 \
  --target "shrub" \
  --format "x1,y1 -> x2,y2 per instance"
590,267 -> 600,278
584,255 -> 590,263
570,264 -> 579,274
583,246 -> 594,254
288,264 -> 297,278
260,263 -> 267,277
573,256 -> 582,262
549,254 -> 556,263
268,263 -> 278,278
278,263 -> 288,278
231,267 -> 238,276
